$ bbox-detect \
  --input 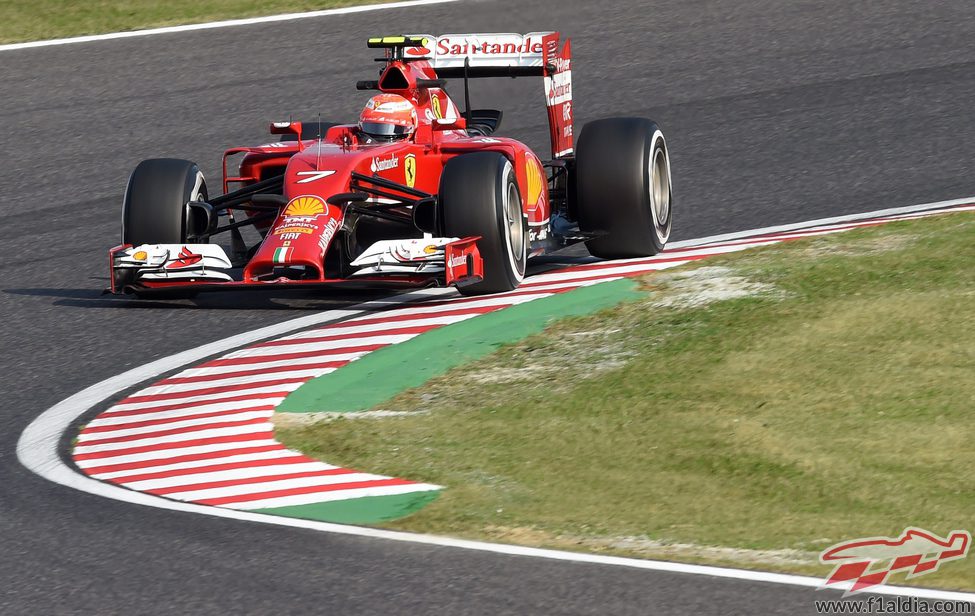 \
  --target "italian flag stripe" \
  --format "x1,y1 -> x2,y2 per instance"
273,247 -> 290,263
